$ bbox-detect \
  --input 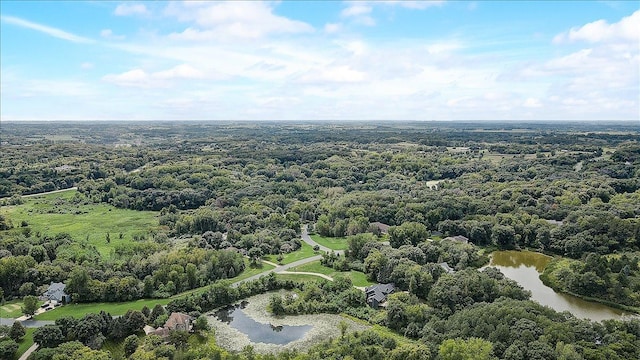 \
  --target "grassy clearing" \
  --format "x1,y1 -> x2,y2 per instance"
34,260 -> 275,320
0,190 -> 160,257
289,261 -> 375,287
264,241 -> 318,264
310,234 -> 349,251
102,338 -> 127,360
1,299 -> 41,319
34,298 -> 172,320
14,327 -> 35,360
275,274 -> 330,283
